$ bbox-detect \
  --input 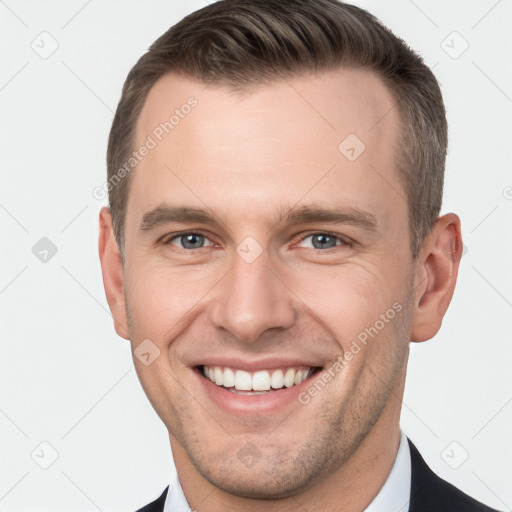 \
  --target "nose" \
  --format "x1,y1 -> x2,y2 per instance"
209,247 -> 296,344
